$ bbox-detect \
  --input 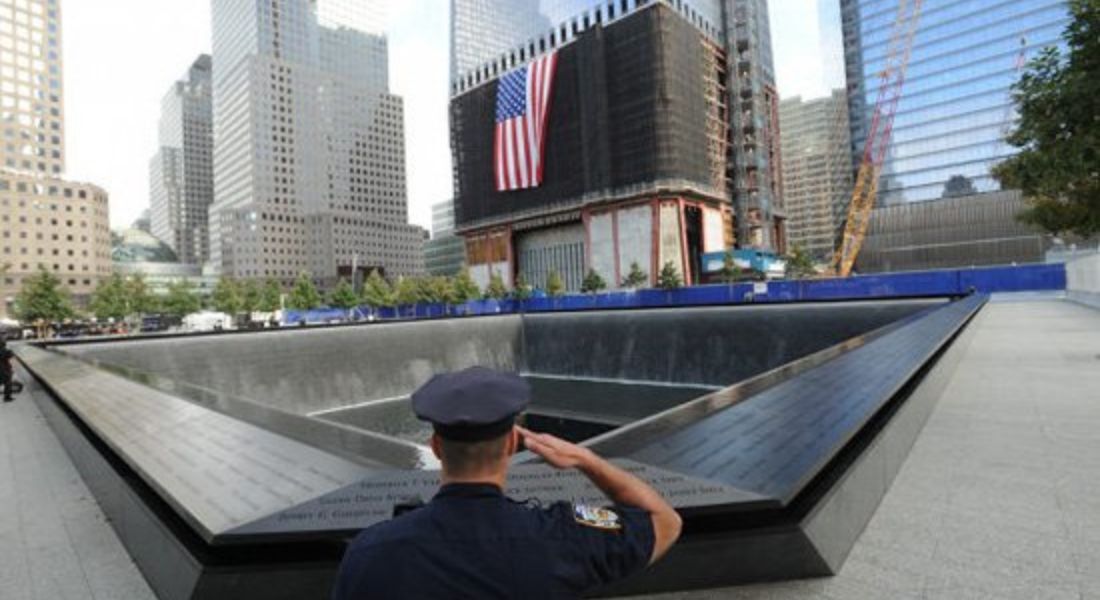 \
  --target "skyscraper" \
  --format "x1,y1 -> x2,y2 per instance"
0,0 -> 111,317
424,200 -> 465,277
449,0 -> 784,253
208,0 -> 423,285
451,2 -> 734,290
149,55 -> 213,266
779,90 -> 853,261
723,0 -> 785,251
841,0 -> 1070,205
